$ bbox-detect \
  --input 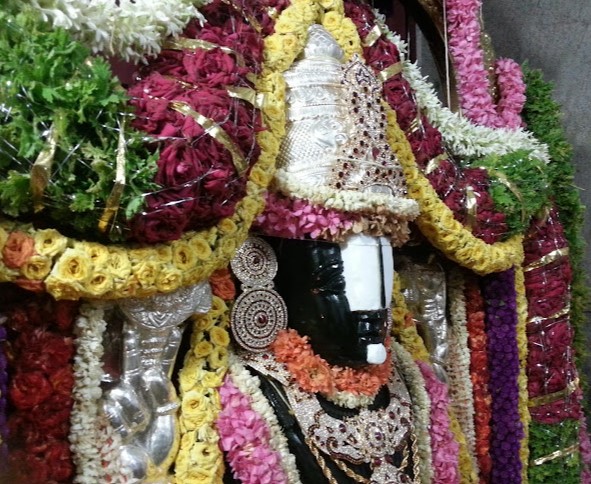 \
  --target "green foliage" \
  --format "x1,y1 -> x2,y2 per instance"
476,149 -> 550,237
521,64 -> 589,406
528,420 -> 581,484
0,7 -> 158,242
